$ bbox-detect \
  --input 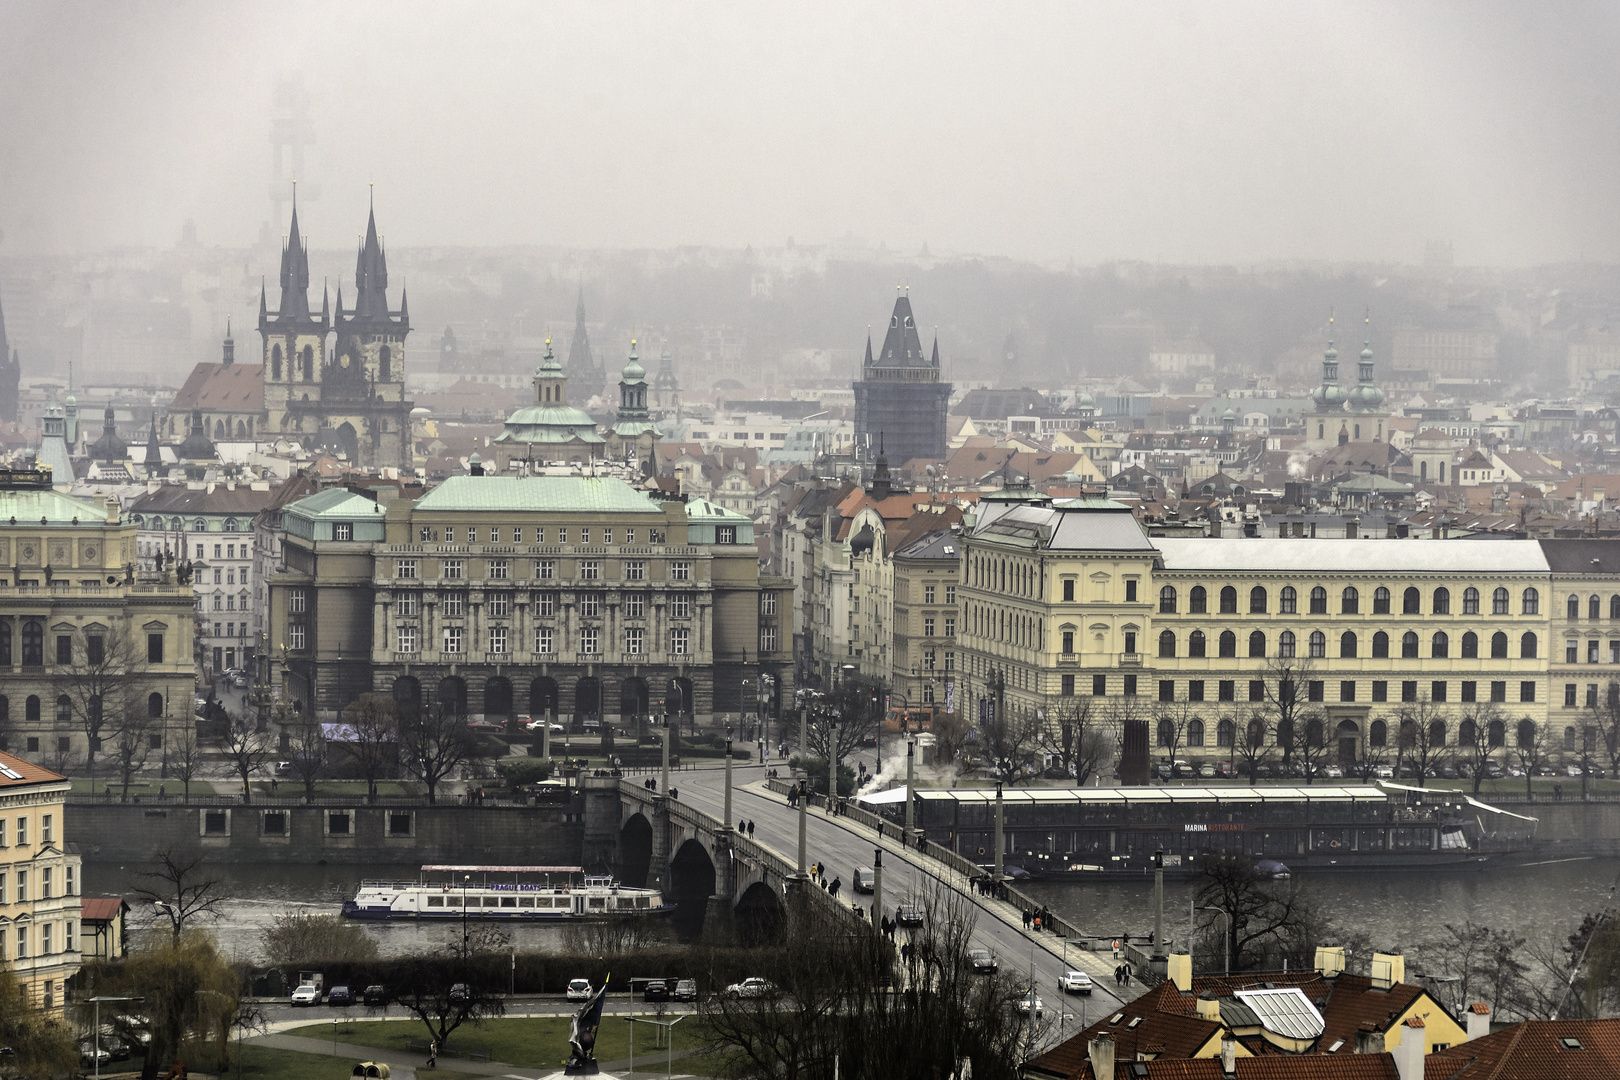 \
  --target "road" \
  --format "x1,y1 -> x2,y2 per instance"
666,755 -> 1140,1047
